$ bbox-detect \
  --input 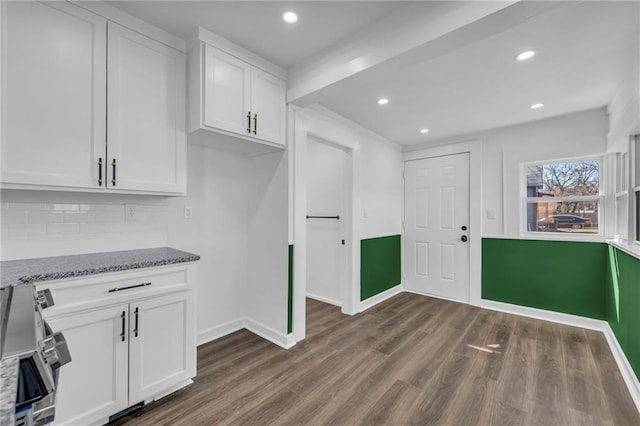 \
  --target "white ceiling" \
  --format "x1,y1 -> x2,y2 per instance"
105,1 -> 406,68
107,1 -> 638,146
321,1 -> 638,145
